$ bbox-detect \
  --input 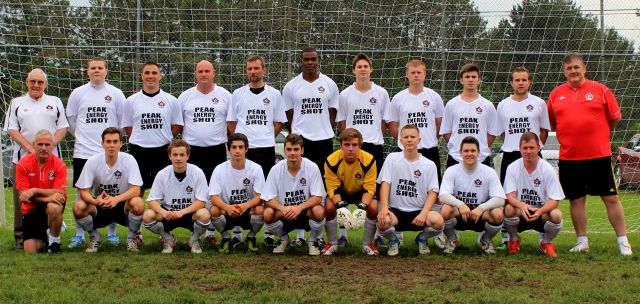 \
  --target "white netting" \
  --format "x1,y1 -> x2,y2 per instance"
1,0 -> 639,232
